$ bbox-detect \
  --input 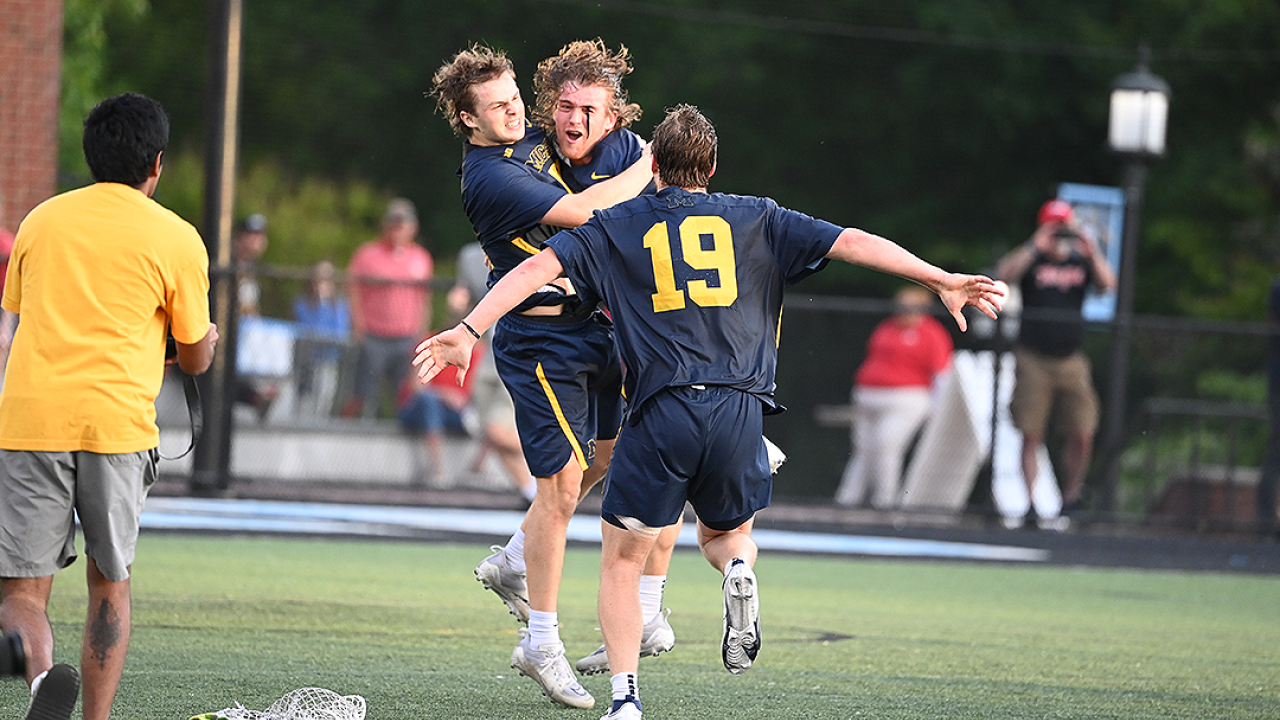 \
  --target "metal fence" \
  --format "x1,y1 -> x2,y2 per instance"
158,266 -> 1276,532
765,295 -> 1272,531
